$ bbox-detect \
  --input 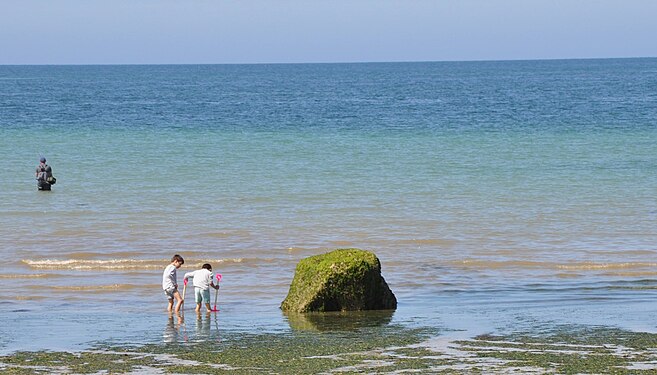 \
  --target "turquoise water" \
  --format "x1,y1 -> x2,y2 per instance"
1,59 -> 657,353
